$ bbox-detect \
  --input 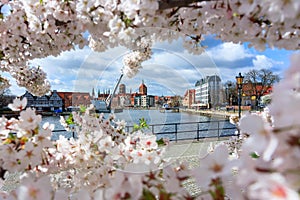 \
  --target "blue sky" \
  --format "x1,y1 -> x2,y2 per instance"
7,35 -> 295,97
